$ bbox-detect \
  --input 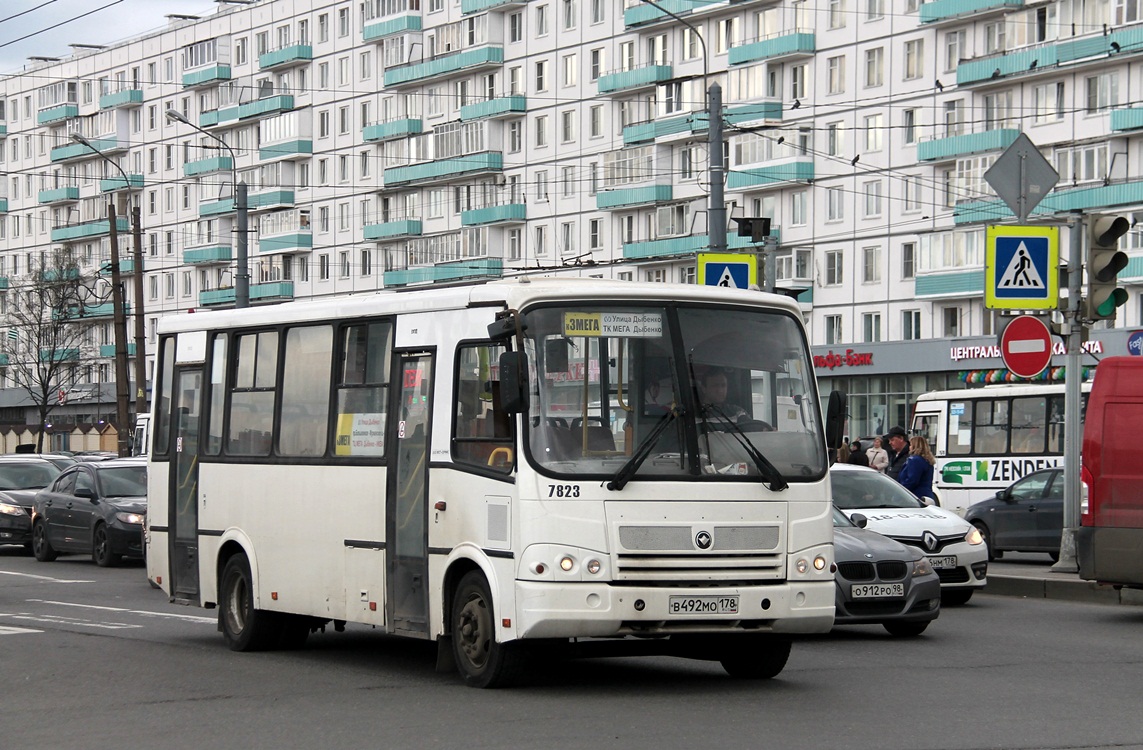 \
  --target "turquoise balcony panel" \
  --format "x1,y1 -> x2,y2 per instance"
41,348 -> 80,363
184,245 -> 233,264
1122,255 -> 1143,282
915,270 -> 986,298
727,228 -> 781,249
461,203 -> 526,226
0,354 -> 8,366
596,184 -> 673,210
0,199 -> 7,213
1058,25 -> 1143,64
384,152 -> 503,185
921,0 -> 1025,23
249,190 -> 295,209
724,101 -> 784,126
98,88 -> 143,109
51,138 -> 120,163
363,118 -> 424,141
259,139 -> 313,160
955,179 -> 1143,224
727,161 -> 814,190
74,302 -> 131,318
38,186 -> 80,204
1111,108 -> 1143,132
259,233 -> 313,253
462,0 -> 529,12
199,199 -> 236,217
51,217 -> 130,243
384,258 -> 502,287
38,104 -> 78,125
200,281 -> 295,307
184,156 -> 234,176
364,220 -> 423,240
624,234 -> 711,260
100,174 -> 144,192
624,0 -> 705,26
42,268 -> 80,282
363,14 -> 422,41
99,258 -> 139,275
958,47 -> 1059,85
100,343 -> 137,357
460,95 -> 527,121
597,65 -> 673,94
238,95 -> 295,120
183,63 -> 232,88
918,128 -> 1020,162
623,112 -> 709,145
729,33 -> 815,66
0,277 -> 8,290
259,44 -> 313,70
0,124 -> 6,137
385,47 -> 505,86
